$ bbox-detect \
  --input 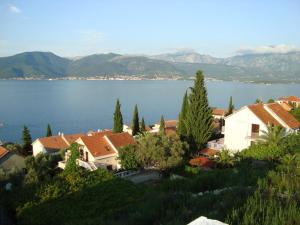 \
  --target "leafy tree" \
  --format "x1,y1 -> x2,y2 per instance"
136,133 -> 187,171
185,71 -> 213,151
258,124 -> 286,147
64,143 -> 80,174
22,126 -> 32,156
113,99 -> 123,133
226,96 -> 234,116
140,117 -> 146,132
117,145 -> 139,170
255,98 -> 263,103
159,115 -> 165,134
46,124 -> 52,137
131,104 -> 140,136
267,98 -> 275,103
177,91 -> 189,138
